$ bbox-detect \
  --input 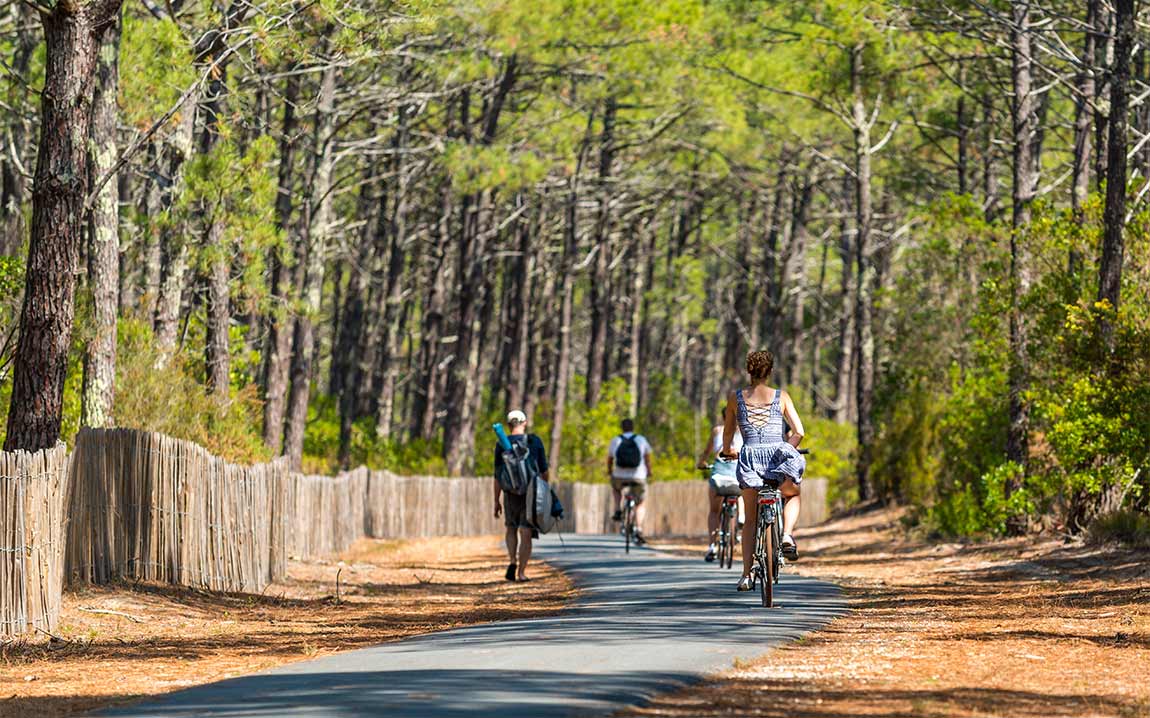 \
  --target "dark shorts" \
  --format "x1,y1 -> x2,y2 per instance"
503,493 -> 531,529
